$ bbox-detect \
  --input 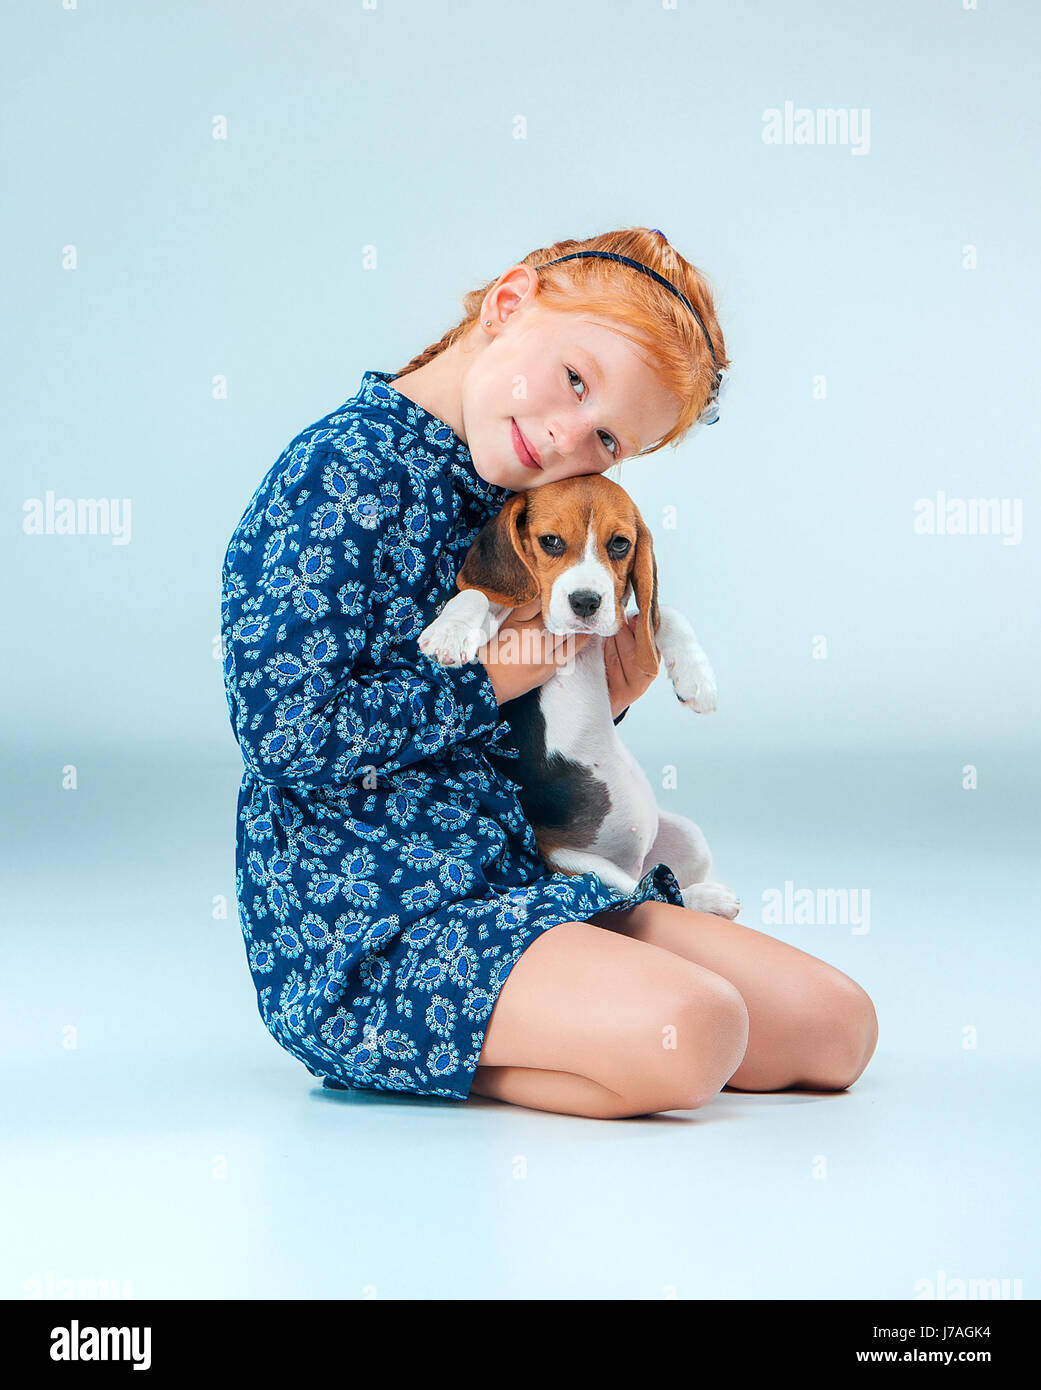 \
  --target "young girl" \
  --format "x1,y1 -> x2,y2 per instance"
220,228 -> 878,1121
